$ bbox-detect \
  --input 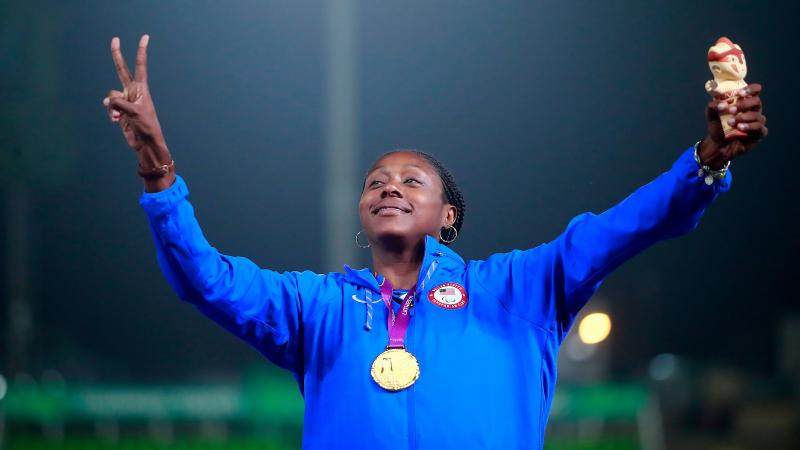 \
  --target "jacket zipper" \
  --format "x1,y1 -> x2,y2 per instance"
407,255 -> 441,450
393,247 -> 445,450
